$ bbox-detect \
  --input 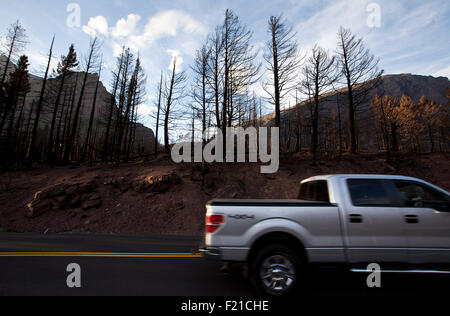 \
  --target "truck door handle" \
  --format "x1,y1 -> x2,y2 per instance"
405,215 -> 419,224
349,214 -> 363,223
